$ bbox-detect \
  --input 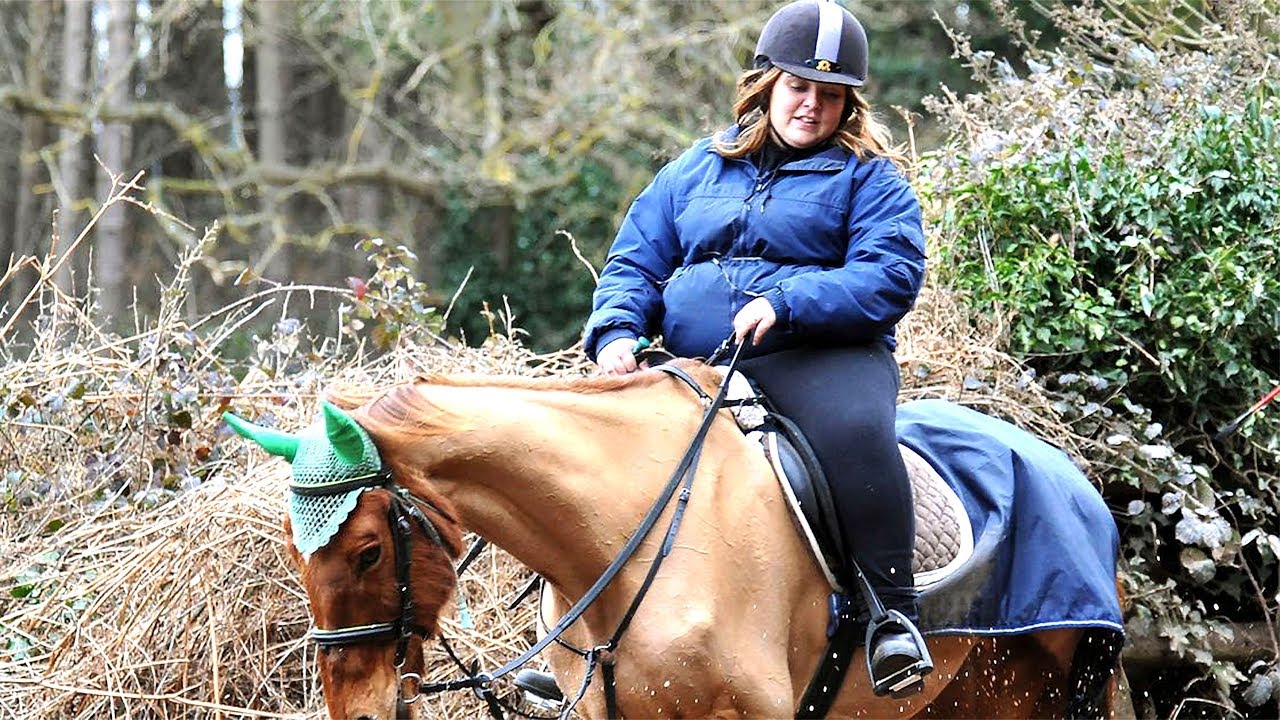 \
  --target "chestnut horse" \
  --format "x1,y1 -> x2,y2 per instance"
256,361 -> 1119,719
